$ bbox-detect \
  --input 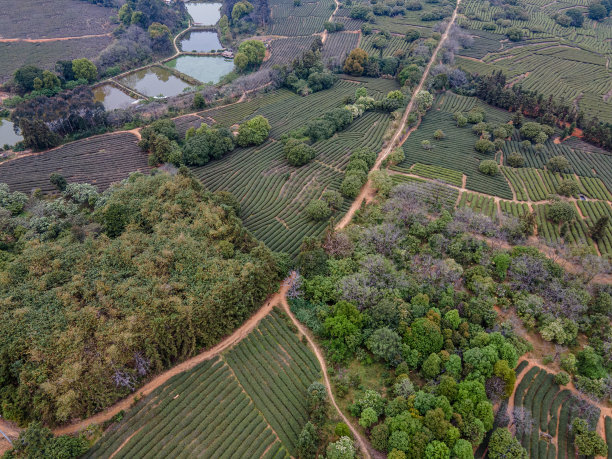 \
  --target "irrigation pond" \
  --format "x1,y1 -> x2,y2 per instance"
179,30 -> 223,52
185,2 -> 222,25
0,120 -> 23,148
93,84 -> 139,110
117,67 -> 193,98
166,56 -> 234,84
